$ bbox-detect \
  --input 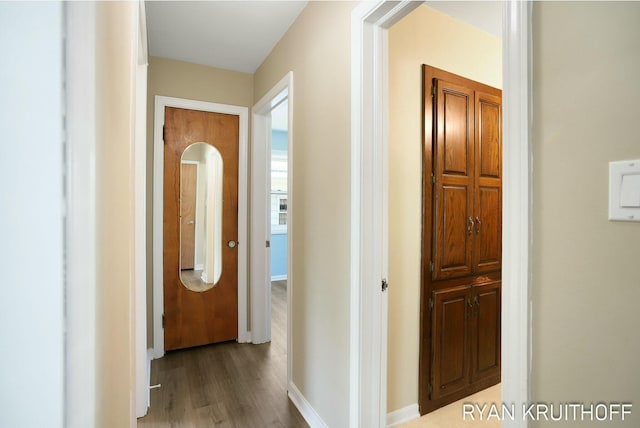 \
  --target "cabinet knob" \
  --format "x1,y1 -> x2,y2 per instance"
467,217 -> 475,235
475,217 -> 481,234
